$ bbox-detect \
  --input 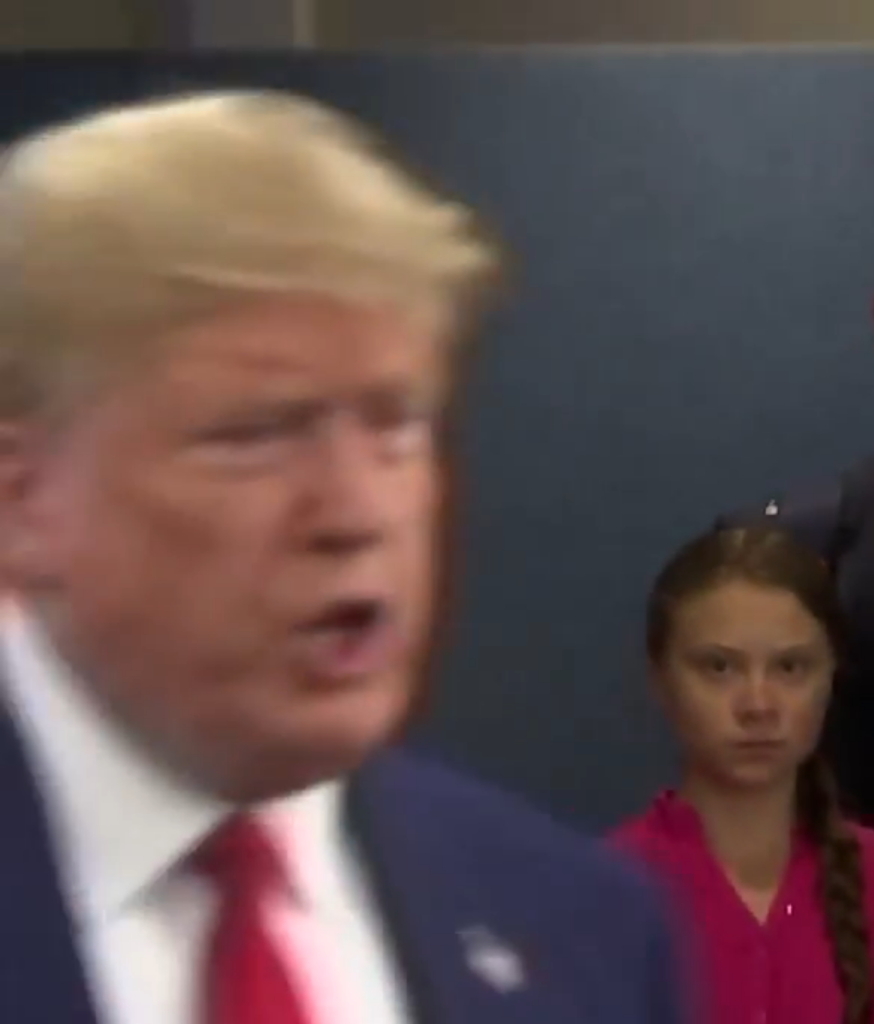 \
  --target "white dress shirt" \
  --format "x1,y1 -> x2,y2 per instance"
0,601 -> 412,1024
